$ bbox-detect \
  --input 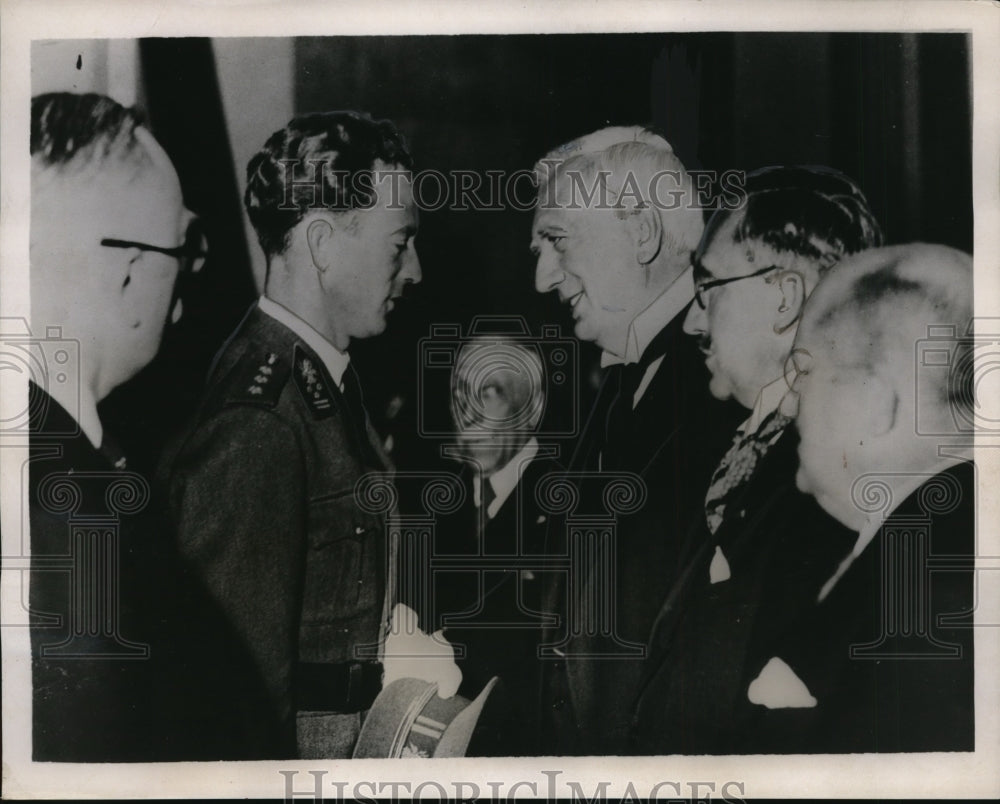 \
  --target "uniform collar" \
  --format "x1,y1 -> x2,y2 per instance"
258,295 -> 351,388
474,437 -> 539,519
601,267 -> 694,368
